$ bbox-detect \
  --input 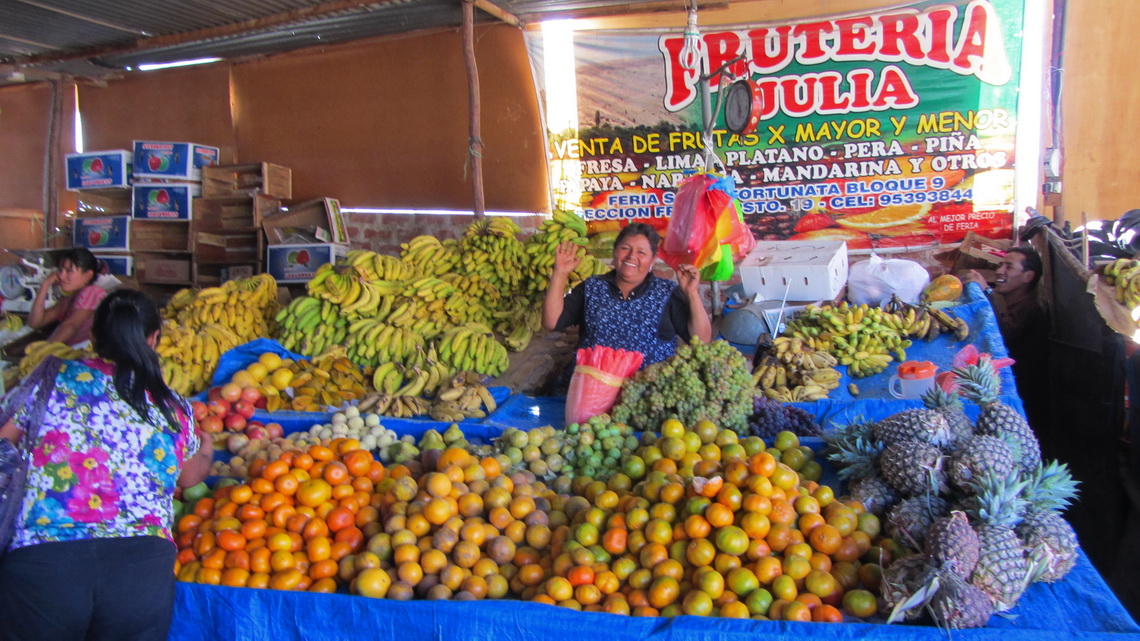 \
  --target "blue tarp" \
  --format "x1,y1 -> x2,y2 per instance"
171,549 -> 1139,640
